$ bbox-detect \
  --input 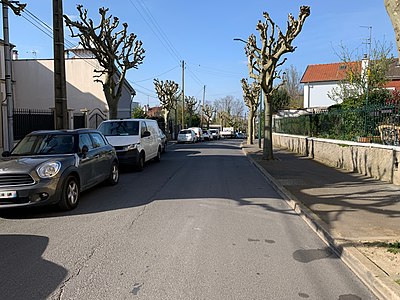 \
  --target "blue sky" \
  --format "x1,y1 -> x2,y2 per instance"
4,0 -> 396,107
